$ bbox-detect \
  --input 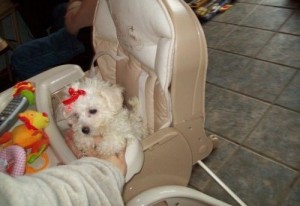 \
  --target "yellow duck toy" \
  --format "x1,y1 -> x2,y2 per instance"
11,110 -> 49,148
